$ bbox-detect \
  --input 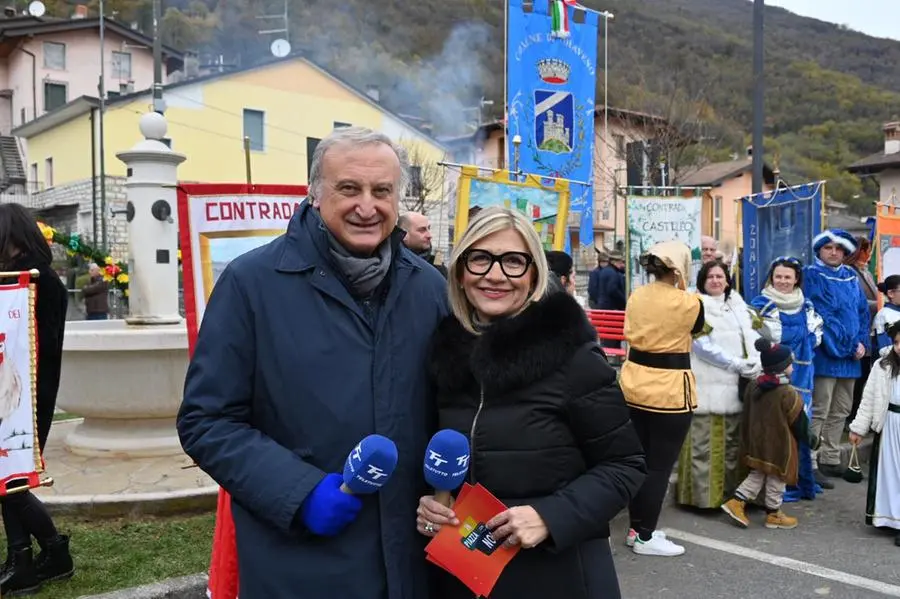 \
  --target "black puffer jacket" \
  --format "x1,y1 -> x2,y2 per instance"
427,292 -> 646,599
